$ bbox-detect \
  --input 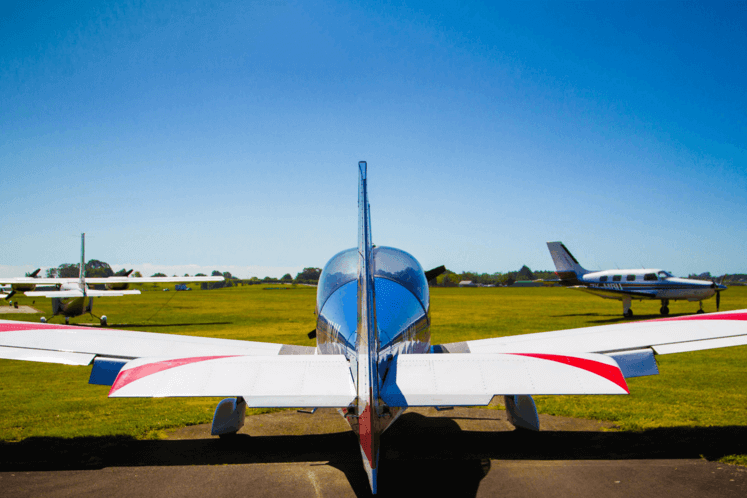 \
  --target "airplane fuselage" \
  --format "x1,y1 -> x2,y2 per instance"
579,269 -> 720,302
